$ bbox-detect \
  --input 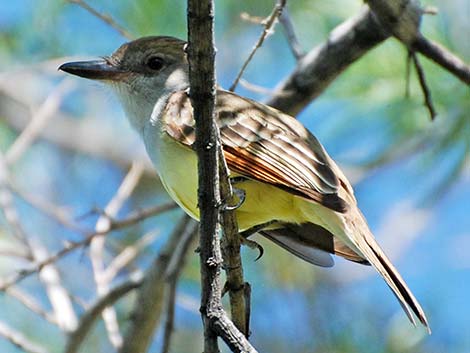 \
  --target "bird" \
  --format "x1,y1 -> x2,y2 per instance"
59,35 -> 429,330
